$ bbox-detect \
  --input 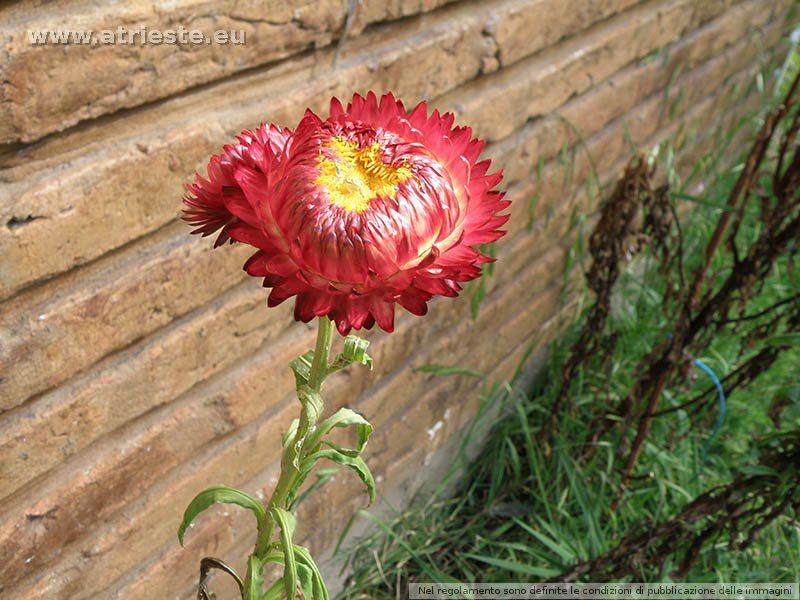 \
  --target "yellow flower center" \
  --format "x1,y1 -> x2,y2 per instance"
315,136 -> 413,213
